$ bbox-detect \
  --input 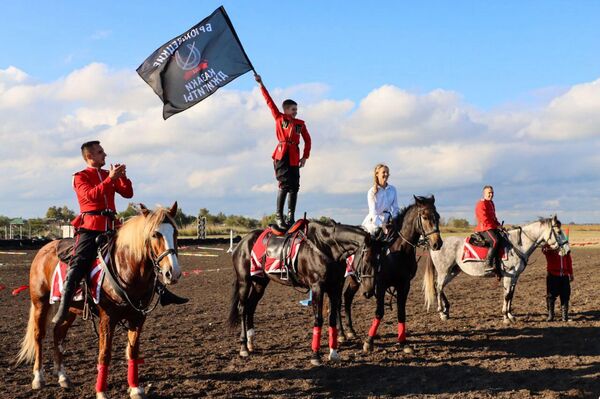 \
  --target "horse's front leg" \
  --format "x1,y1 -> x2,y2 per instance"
126,318 -> 146,399
502,277 -> 517,324
327,280 -> 343,362
310,285 -> 325,366
96,312 -> 116,399
395,278 -> 414,353
52,311 -> 77,389
363,280 -> 385,353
